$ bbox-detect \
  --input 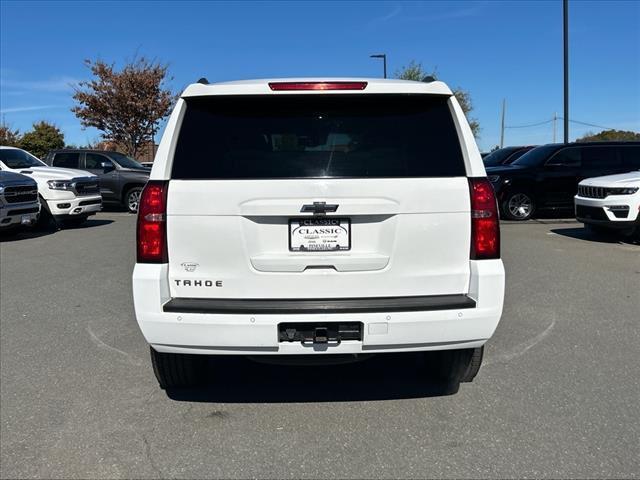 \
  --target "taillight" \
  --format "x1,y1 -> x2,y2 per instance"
468,178 -> 500,260
137,181 -> 168,263
268,81 -> 368,91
